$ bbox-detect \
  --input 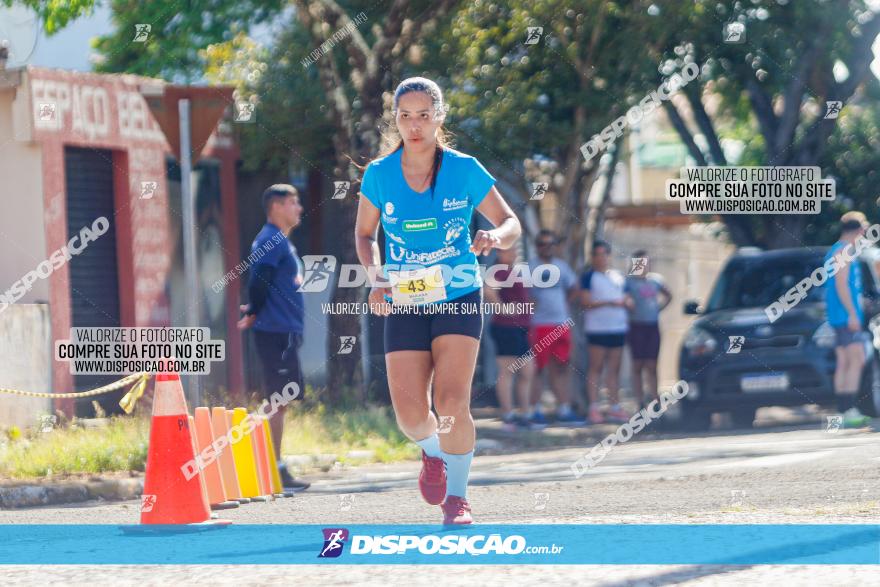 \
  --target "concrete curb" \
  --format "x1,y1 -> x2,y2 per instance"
0,477 -> 143,509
